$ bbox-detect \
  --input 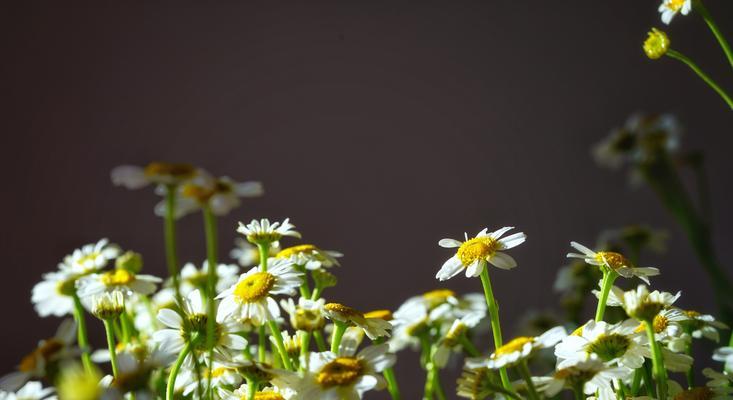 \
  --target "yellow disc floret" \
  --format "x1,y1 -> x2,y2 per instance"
595,251 -> 630,271
493,336 -> 534,357
644,28 -> 670,60
277,244 -> 317,258
100,269 -> 135,286
457,237 -> 499,266
233,272 -> 276,303
316,357 -> 364,388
